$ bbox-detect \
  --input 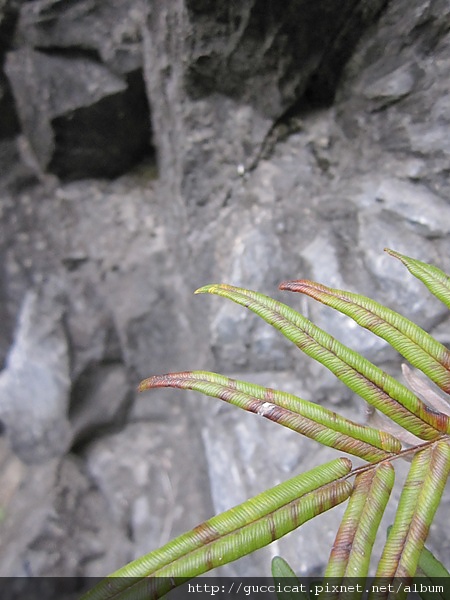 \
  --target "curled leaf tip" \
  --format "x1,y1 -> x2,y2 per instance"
279,280 -> 300,291
194,285 -> 213,295
138,376 -> 156,392
138,373 -> 175,392
139,371 -> 202,393
279,279 -> 316,293
341,457 -> 353,471
194,283 -> 233,295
